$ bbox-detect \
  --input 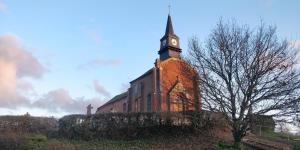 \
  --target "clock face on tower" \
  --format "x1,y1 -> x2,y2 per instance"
171,38 -> 177,46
